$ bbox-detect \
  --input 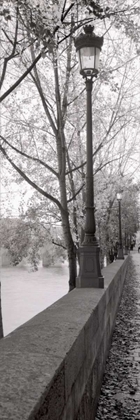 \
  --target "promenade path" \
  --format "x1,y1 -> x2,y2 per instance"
95,250 -> 140,420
